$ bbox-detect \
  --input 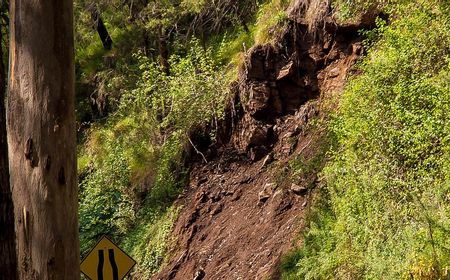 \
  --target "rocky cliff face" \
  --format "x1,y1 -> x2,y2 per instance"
231,18 -> 363,162
153,3 -> 372,279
